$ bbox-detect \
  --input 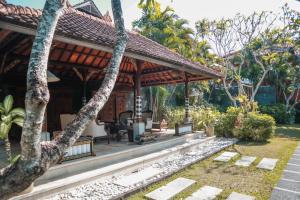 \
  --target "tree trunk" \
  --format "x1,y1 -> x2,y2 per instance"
0,0 -> 128,199
222,78 -> 237,107
250,70 -> 269,102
